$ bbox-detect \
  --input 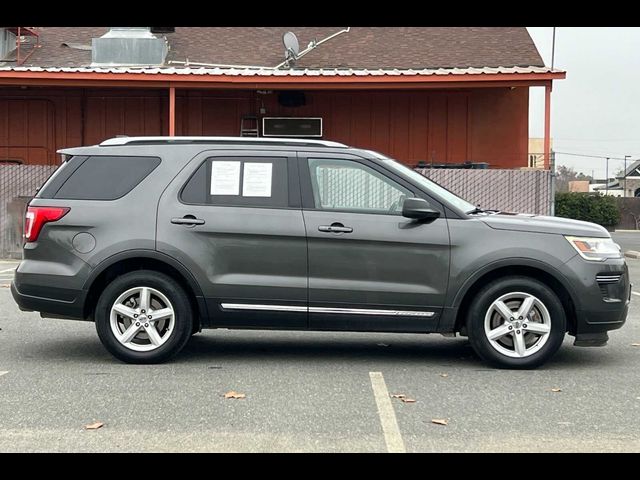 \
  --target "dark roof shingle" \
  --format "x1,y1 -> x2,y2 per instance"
16,27 -> 544,69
